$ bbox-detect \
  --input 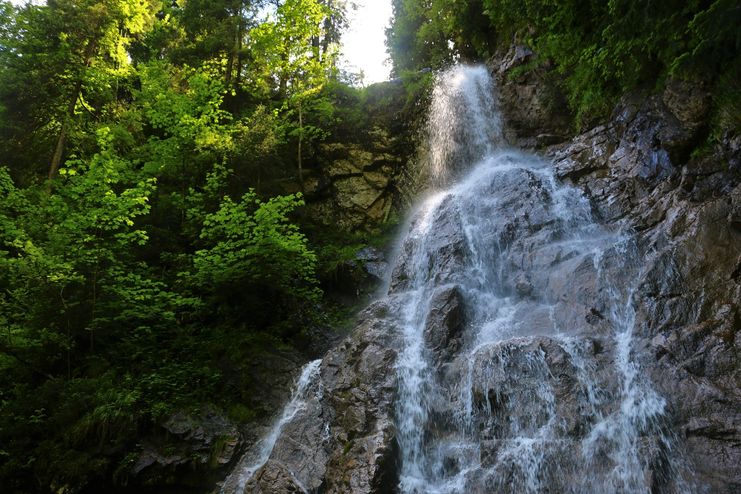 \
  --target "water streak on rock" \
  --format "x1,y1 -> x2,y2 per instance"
222,359 -> 321,493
